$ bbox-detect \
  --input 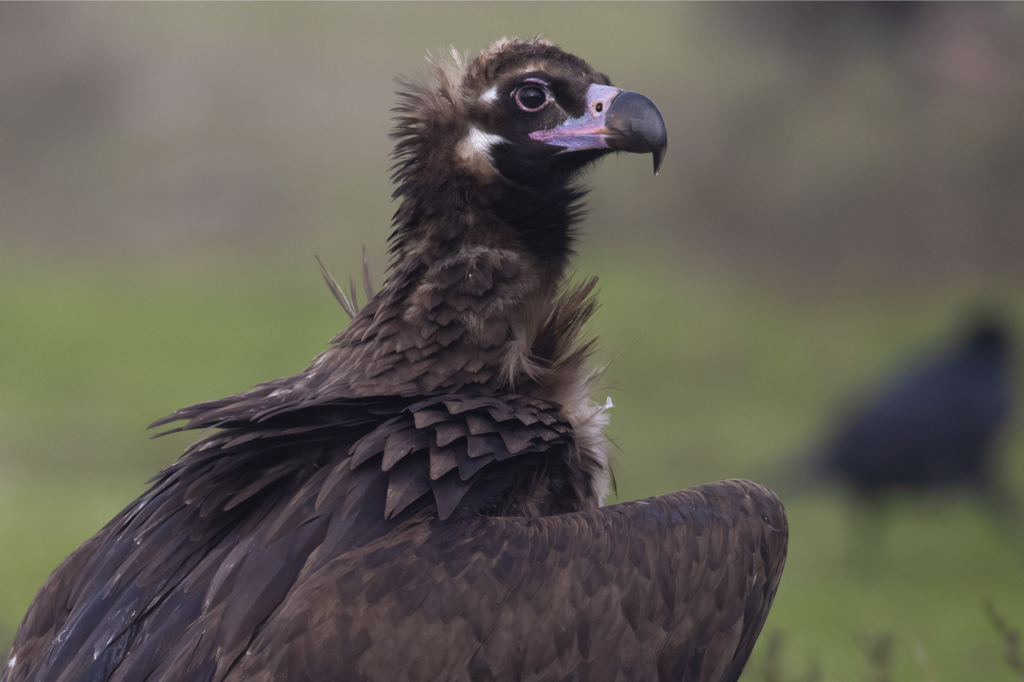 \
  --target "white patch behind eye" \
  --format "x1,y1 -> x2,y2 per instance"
455,126 -> 507,178
480,86 -> 499,103
460,127 -> 506,159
